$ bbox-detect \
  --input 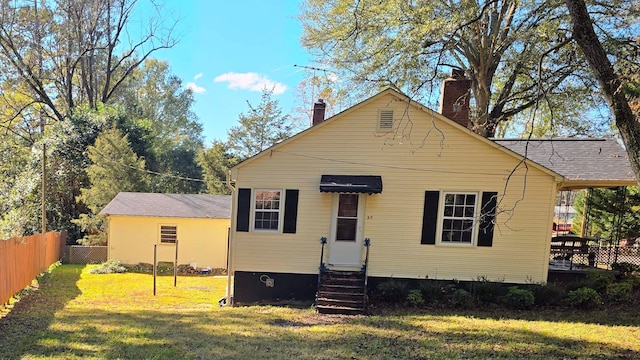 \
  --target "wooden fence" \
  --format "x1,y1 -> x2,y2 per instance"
0,231 -> 64,306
